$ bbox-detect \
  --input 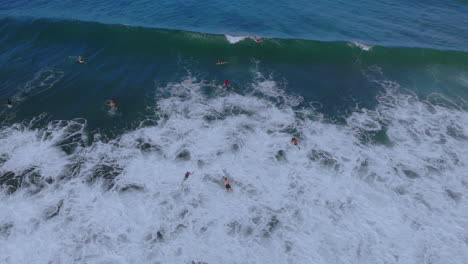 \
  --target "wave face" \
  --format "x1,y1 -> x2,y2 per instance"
1,0 -> 468,51
0,18 -> 468,264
